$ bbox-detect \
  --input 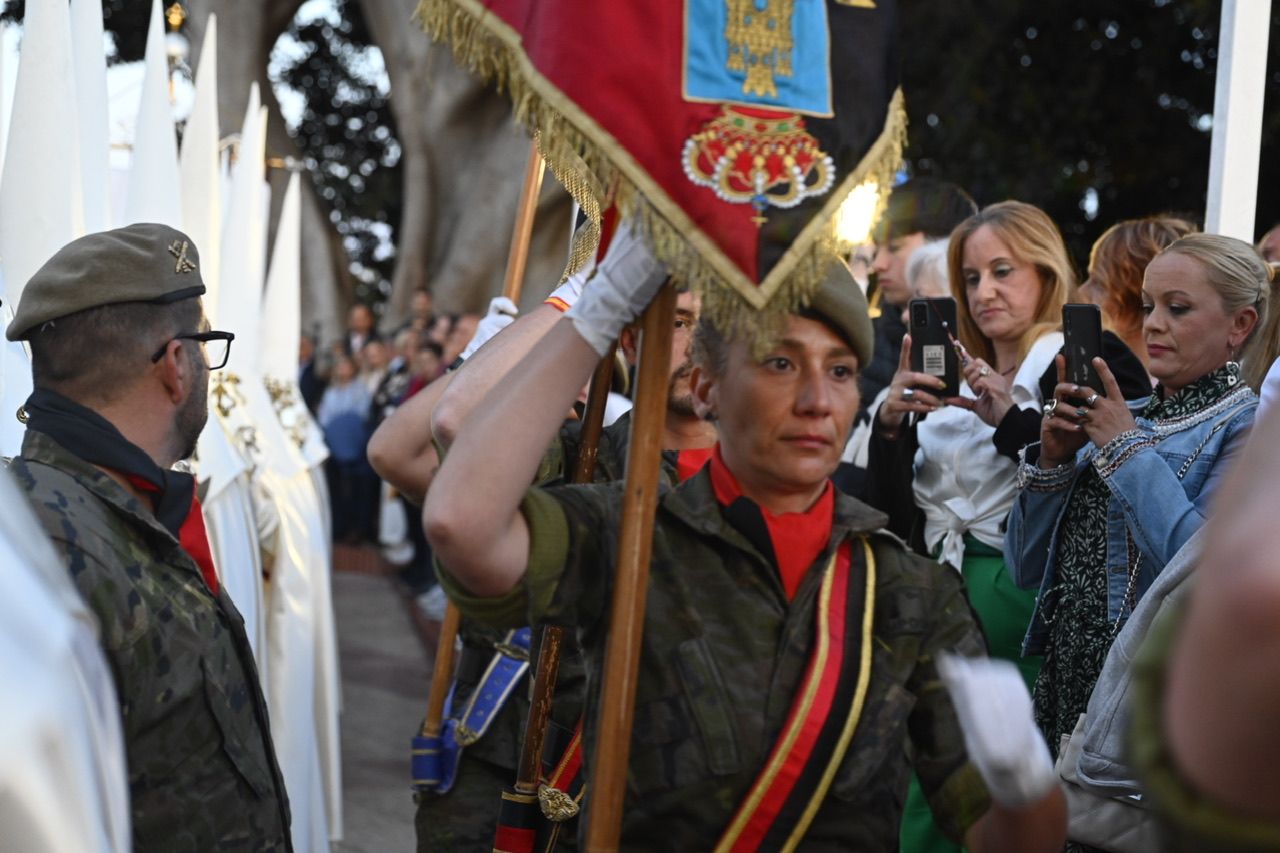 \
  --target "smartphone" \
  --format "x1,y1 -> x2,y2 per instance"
909,297 -> 959,398
1062,303 -> 1104,395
